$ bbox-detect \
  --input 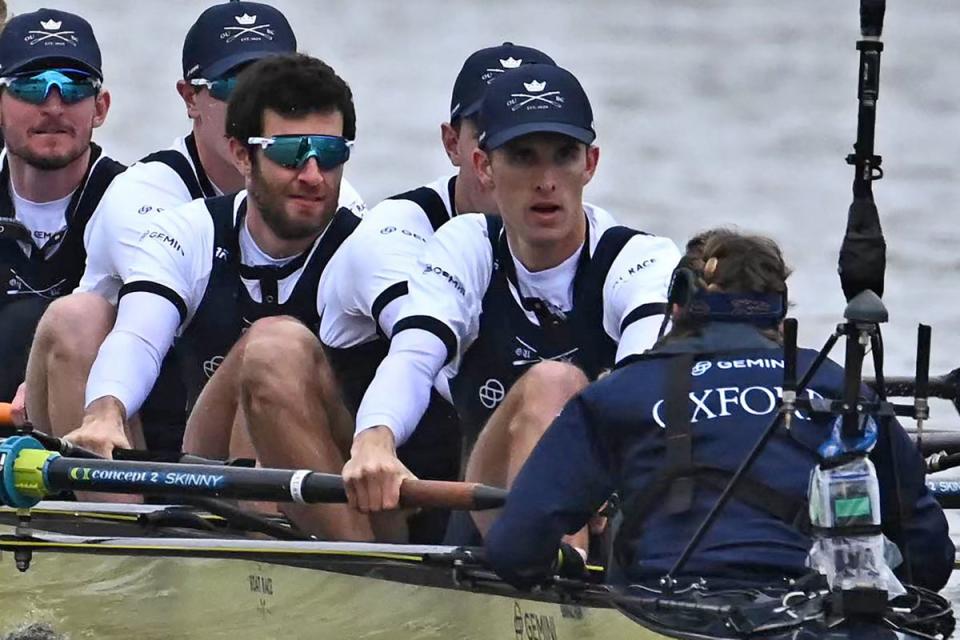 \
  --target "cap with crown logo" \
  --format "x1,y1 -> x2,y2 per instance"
449,42 -> 555,122
478,64 -> 595,151
182,1 -> 296,81
0,9 -> 103,79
